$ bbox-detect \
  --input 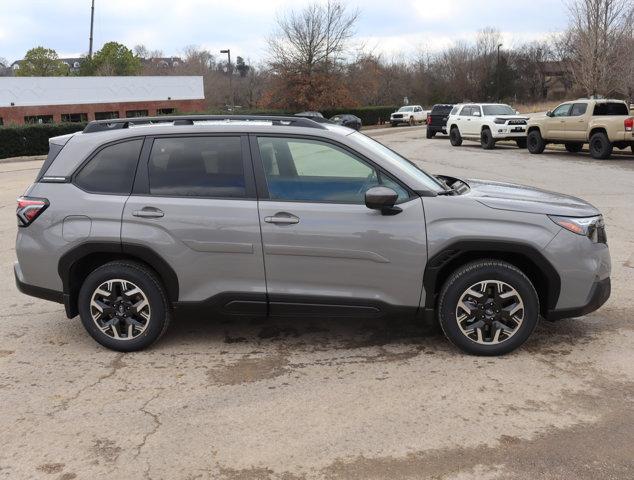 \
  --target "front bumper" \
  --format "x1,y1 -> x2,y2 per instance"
547,277 -> 611,320
491,127 -> 527,139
